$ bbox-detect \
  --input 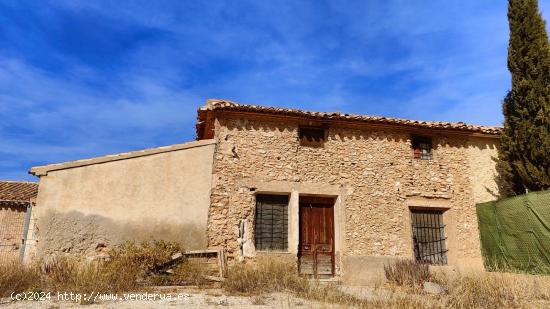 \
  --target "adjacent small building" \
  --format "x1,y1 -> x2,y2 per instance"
30,99 -> 504,284
29,140 -> 216,260
0,181 -> 38,263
